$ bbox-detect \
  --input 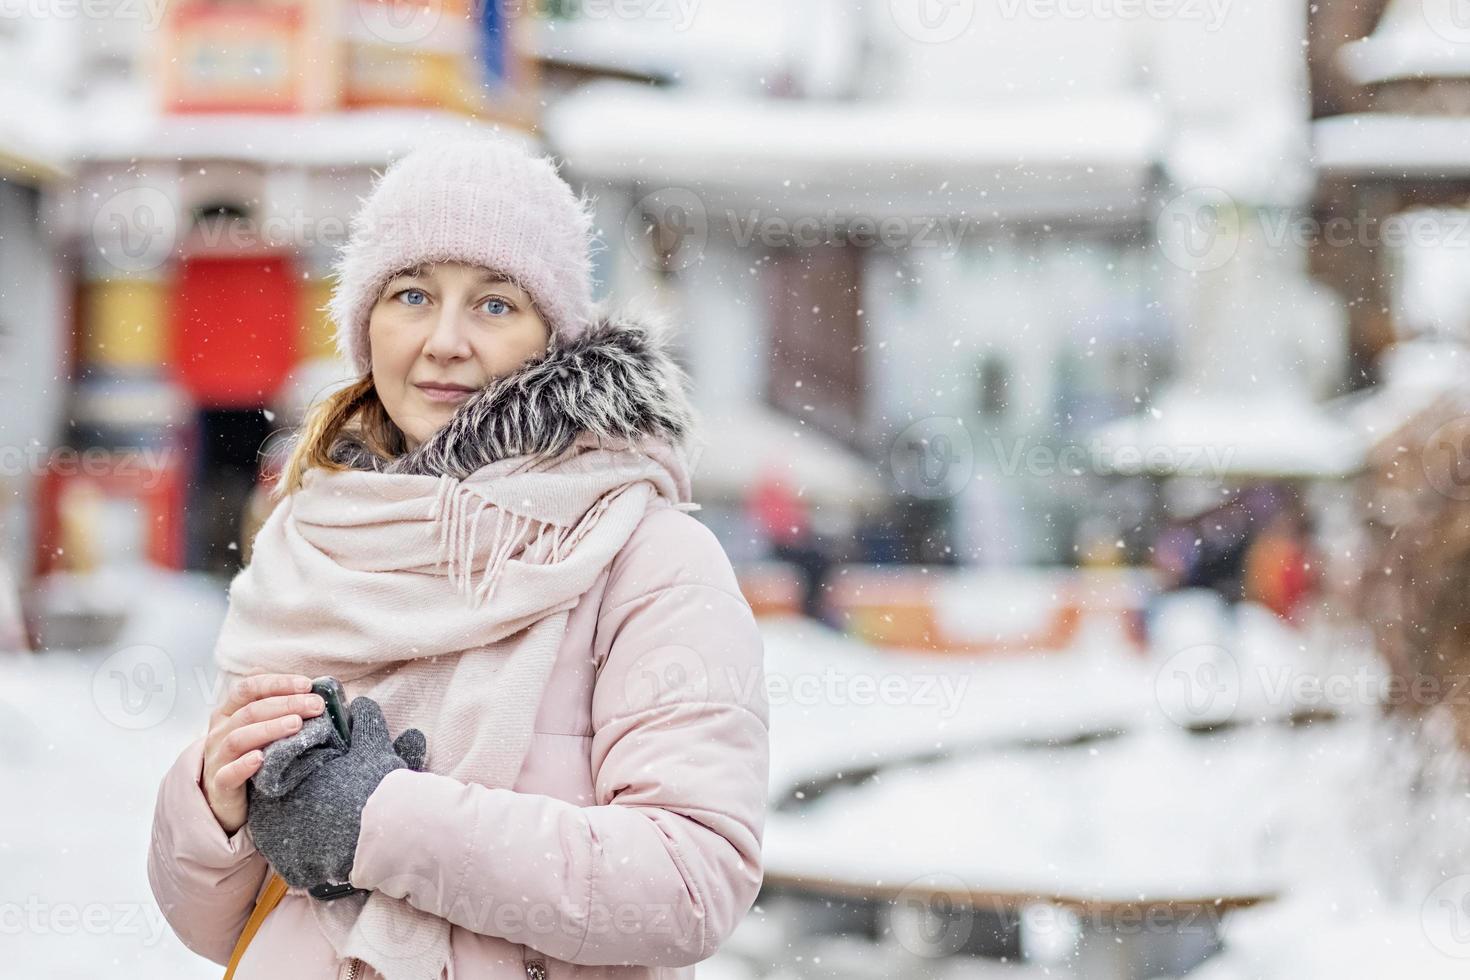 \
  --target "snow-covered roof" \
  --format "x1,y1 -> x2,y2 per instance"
530,0 -> 857,97
1164,107 -> 1313,209
0,19 -> 72,183
1313,113 -> 1470,176
545,82 -> 1164,221
1337,0 -> 1470,86
1090,389 -> 1365,479
0,85 -> 69,183
529,12 -> 783,85
71,89 -> 537,168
